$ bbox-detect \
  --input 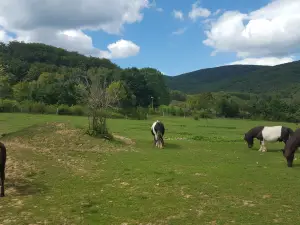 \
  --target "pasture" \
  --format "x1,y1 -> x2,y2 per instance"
0,113 -> 300,224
